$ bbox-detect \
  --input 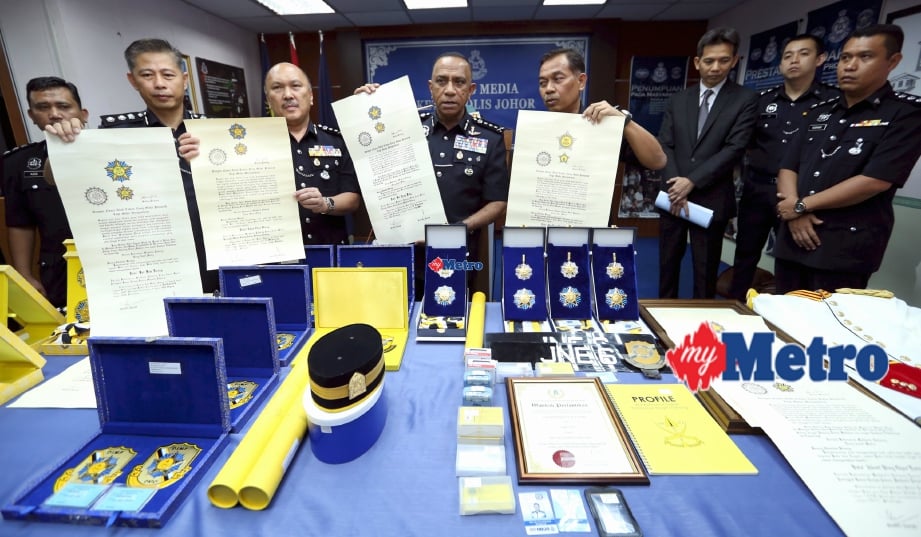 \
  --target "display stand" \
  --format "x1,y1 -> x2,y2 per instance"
312,267 -> 409,371
219,265 -> 311,366
591,227 -> 640,324
546,227 -> 592,322
417,224 -> 468,341
501,227 -> 550,333
38,241 -> 90,355
164,297 -> 280,432
2,337 -> 231,528
0,265 -> 65,347
0,325 -> 46,406
337,244 -> 414,312
304,245 -> 335,325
